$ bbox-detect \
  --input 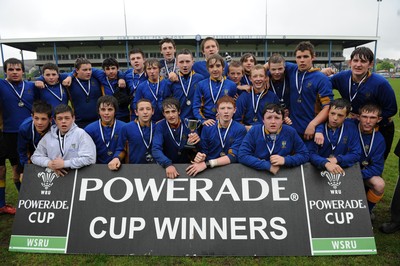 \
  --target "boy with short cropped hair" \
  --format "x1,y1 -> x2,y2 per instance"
357,104 -> 385,215
108,98 -> 155,169
152,97 -> 200,179
193,54 -> 237,127
164,49 -> 204,120
268,53 -> 290,113
125,48 -> 147,98
31,104 -> 96,177
39,63 -> 69,109
239,103 -> 309,175
186,95 -> 246,176
84,95 -> 126,164
227,60 -> 250,95
309,98 -> 361,174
